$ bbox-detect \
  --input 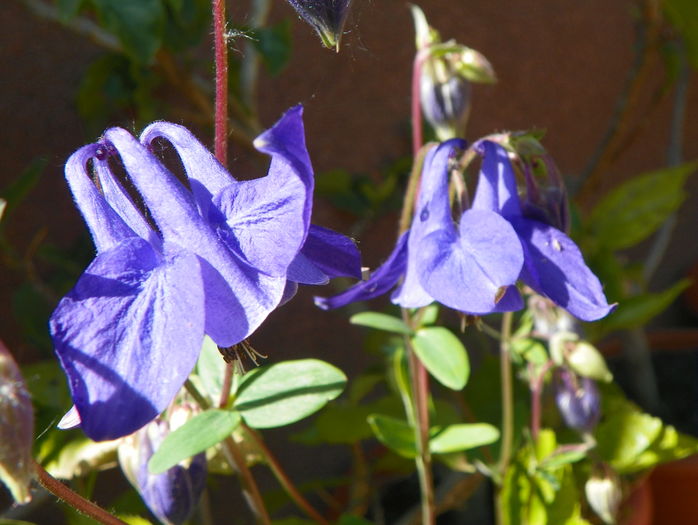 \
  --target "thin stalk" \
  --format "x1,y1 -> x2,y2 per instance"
244,424 -> 329,524
184,379 -> 271,525
213,0 -> 229,165
530,360 -> 554,442
402,309 -> 435,525
411,50 -> 430,156
33,460 -> 127,525
218,362 -> 234,408
495,311 -> 514,525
